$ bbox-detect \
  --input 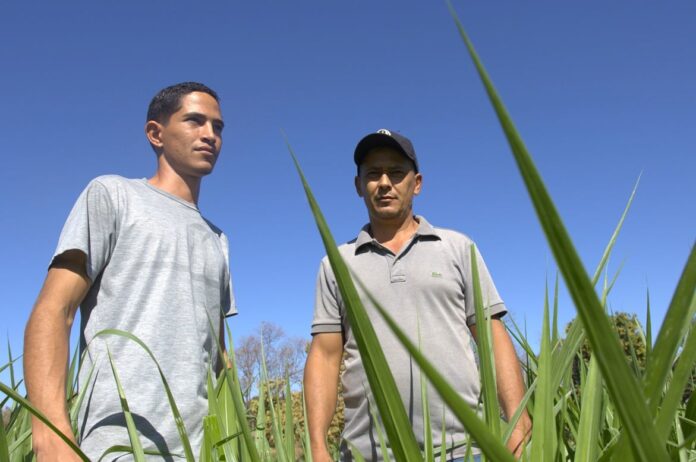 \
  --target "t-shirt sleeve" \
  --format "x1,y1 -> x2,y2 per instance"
218,233 -> 237,317
223,271 -> 237,317
464,243 -> 507,326
311,257 -> 343,335
52,179 -> 118,282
